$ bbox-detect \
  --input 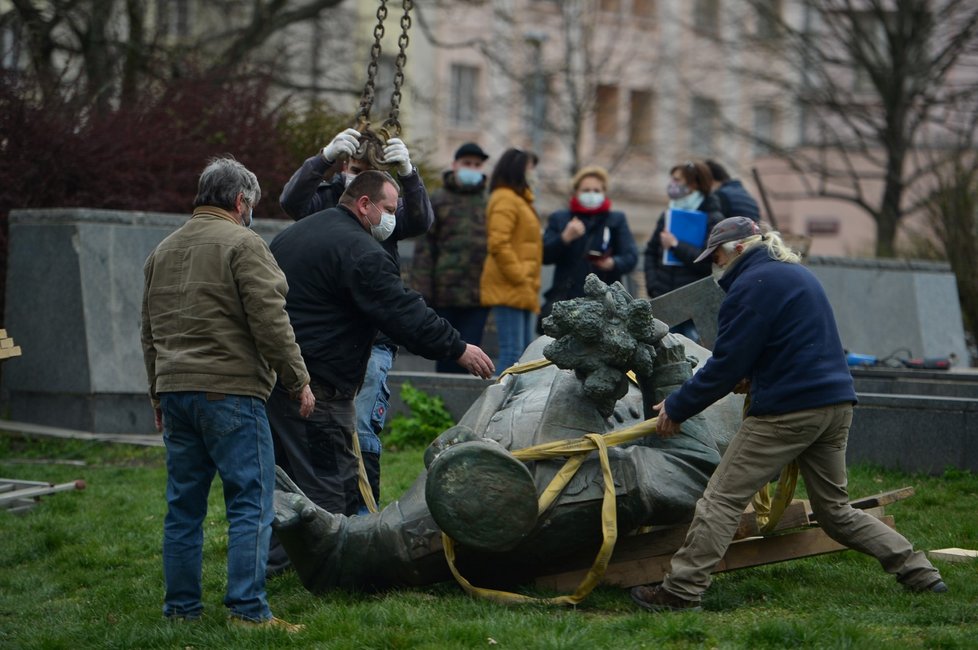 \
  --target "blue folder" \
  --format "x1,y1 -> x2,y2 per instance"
663,208 -> 708,266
